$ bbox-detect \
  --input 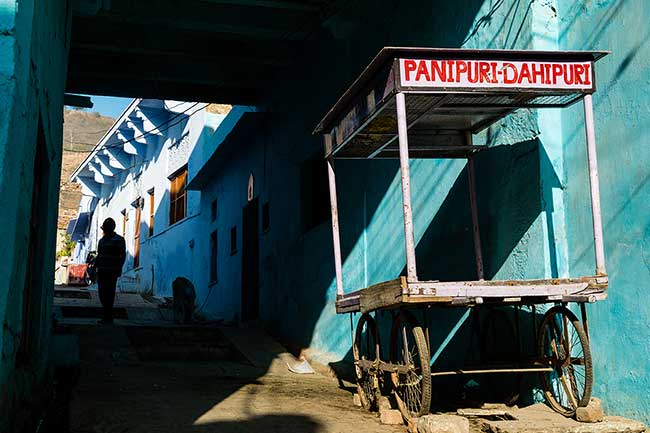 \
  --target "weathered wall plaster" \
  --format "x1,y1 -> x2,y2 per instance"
559,0 -> 650,422
0,0 -> 70,430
